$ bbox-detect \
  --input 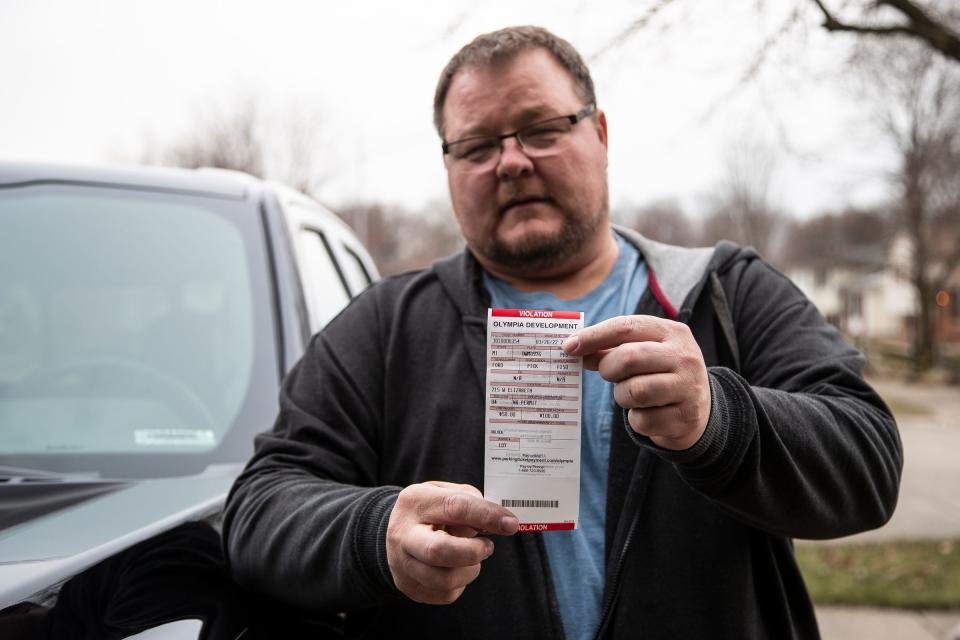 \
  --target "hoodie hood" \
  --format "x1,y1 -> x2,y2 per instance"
432,226 -> 759,322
